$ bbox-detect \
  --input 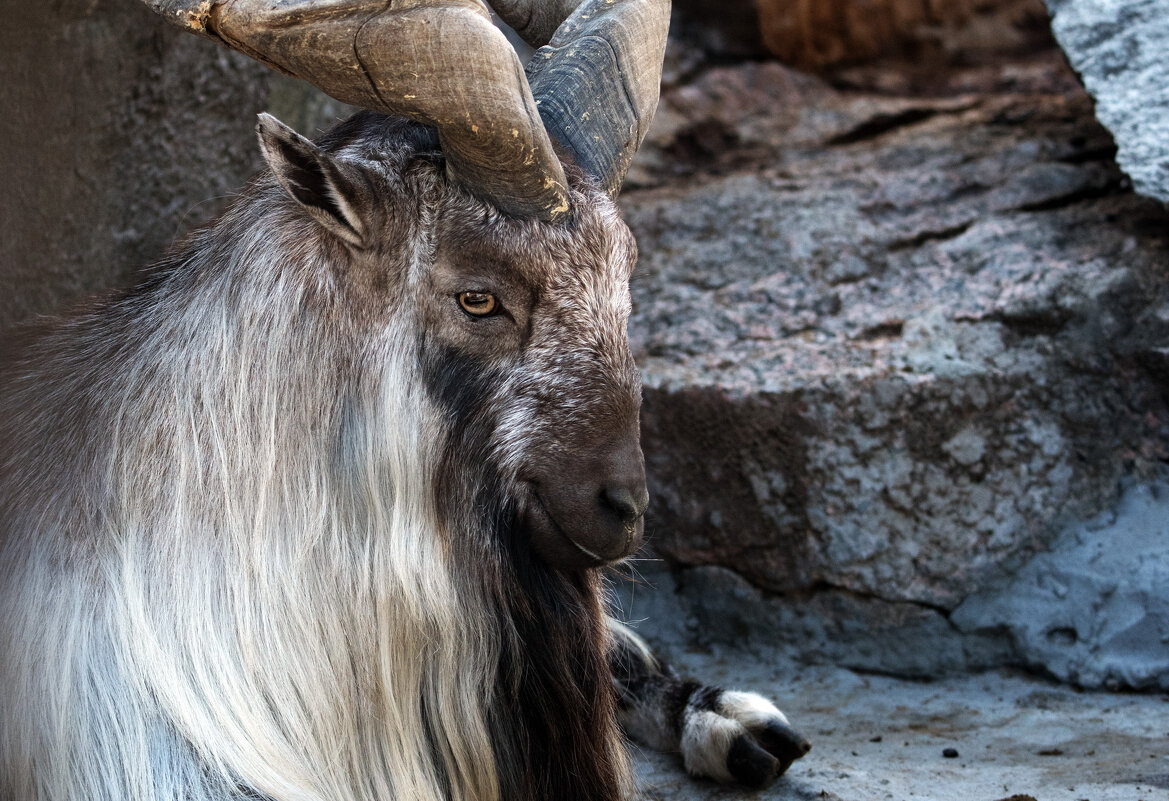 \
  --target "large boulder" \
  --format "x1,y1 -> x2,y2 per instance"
622,51 -> 1169,687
